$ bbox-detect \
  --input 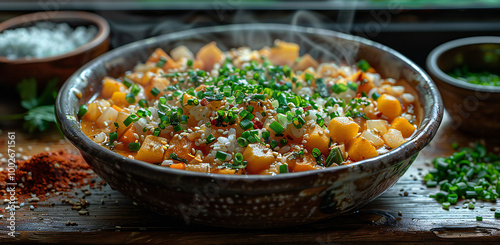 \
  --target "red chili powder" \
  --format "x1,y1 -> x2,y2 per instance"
0,150 -> 92,200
